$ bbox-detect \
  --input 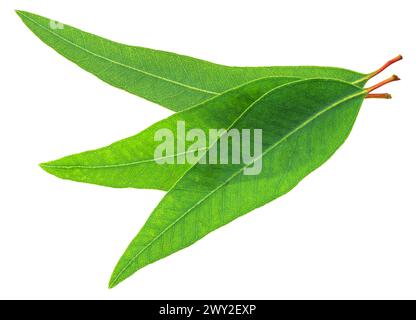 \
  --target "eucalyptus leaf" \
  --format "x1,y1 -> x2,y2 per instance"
17,10 -> 370,111
109,79 -> 367,287
40,77 -> 299,190
19,10 -> 401,289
